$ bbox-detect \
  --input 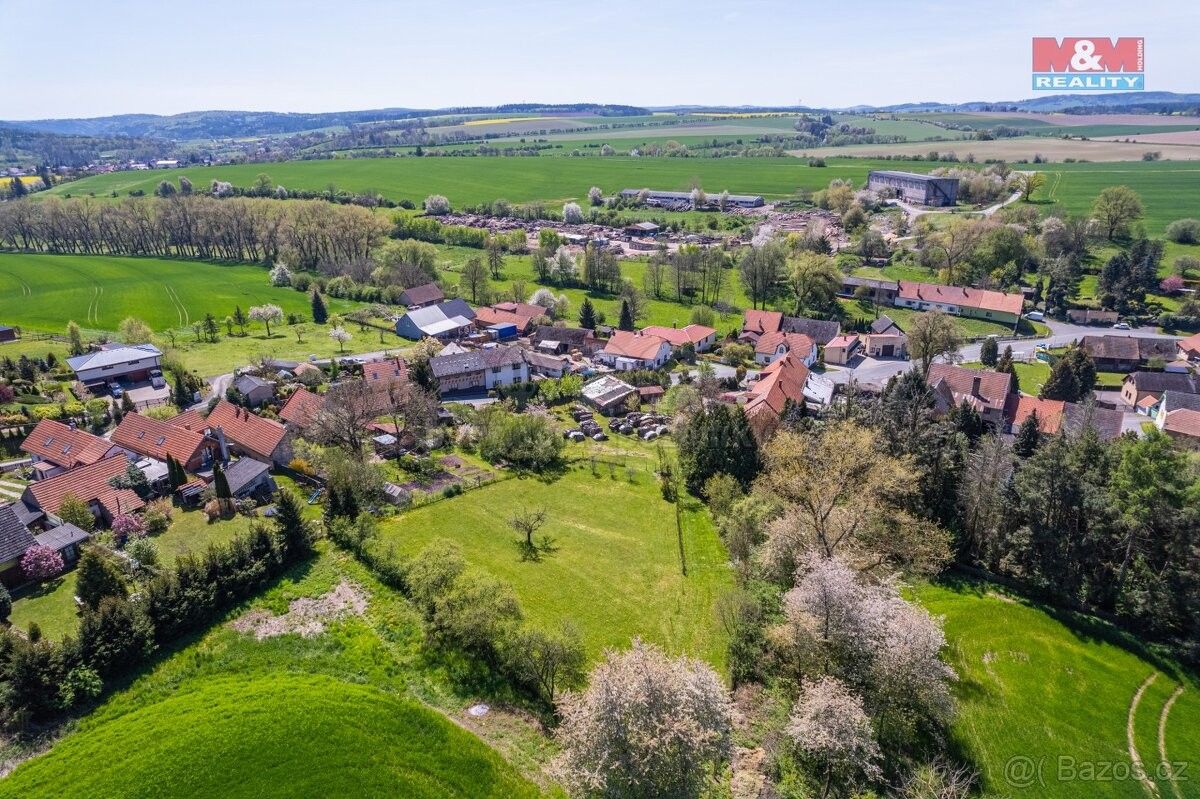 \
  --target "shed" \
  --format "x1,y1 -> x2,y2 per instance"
486,322 -> 519,342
